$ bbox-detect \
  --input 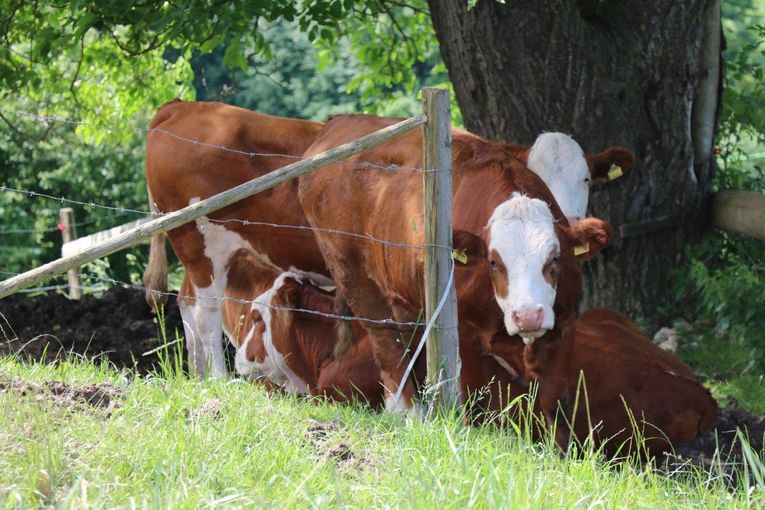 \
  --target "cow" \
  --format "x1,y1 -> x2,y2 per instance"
502,134 -> 635,221
177,244 -> 384,406
298,114 -> 613,446
143,100 -> 325,377
141,101 -> 627,379
482,308 -> 717,457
